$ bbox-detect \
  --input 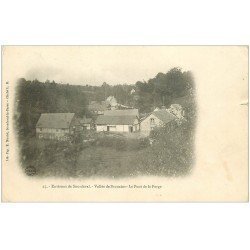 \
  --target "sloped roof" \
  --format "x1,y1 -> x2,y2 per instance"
103,109 -> 139,117
152,110 -> 176,124
36,113 -> 75,129
96,115 -> 137,125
